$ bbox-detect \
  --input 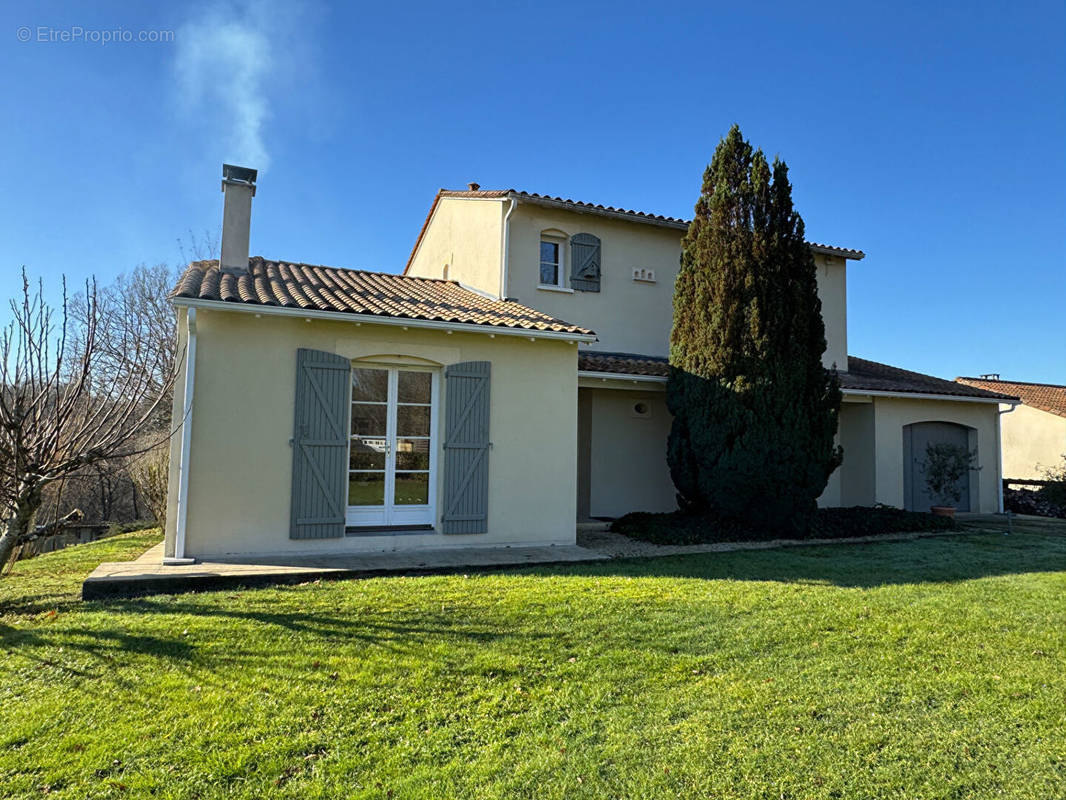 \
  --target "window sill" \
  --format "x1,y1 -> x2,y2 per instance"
537,284 -> 574,294
346,524 -> 435,537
